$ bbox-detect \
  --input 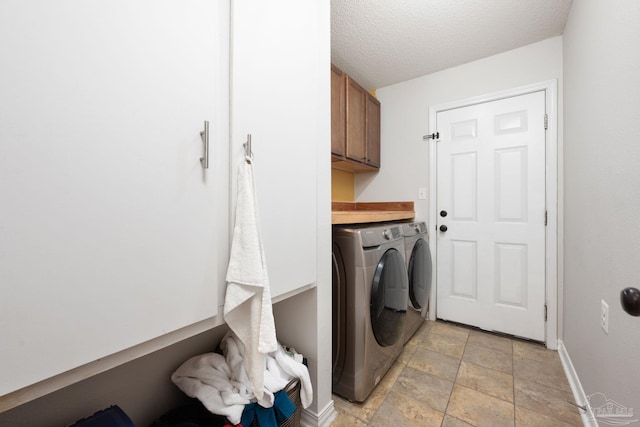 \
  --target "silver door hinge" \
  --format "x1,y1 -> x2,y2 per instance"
544,114 -> 548,130
544,305 -> 548,321
544,210 -> 548,226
